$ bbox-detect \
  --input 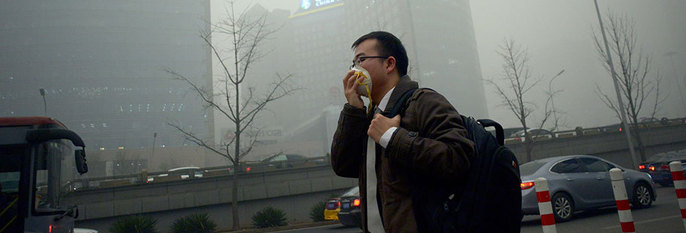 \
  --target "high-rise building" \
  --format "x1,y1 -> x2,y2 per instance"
241,1 -> 351,137
275,0 -> 488,129
346,0 -> 488,118
0,0 -> 214,150
228,0 -> 488,157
